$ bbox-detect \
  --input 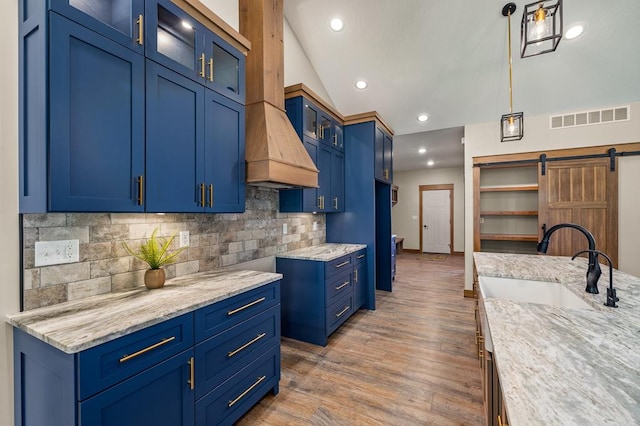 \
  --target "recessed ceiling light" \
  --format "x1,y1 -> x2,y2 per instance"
427,160 -> 434,167
182,21 -> 193,30
417,113 -> 429,122
418,148 -> 427,154
330,18 -> 344,32
565,24 -> 584,40
355,80 -> 368,90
